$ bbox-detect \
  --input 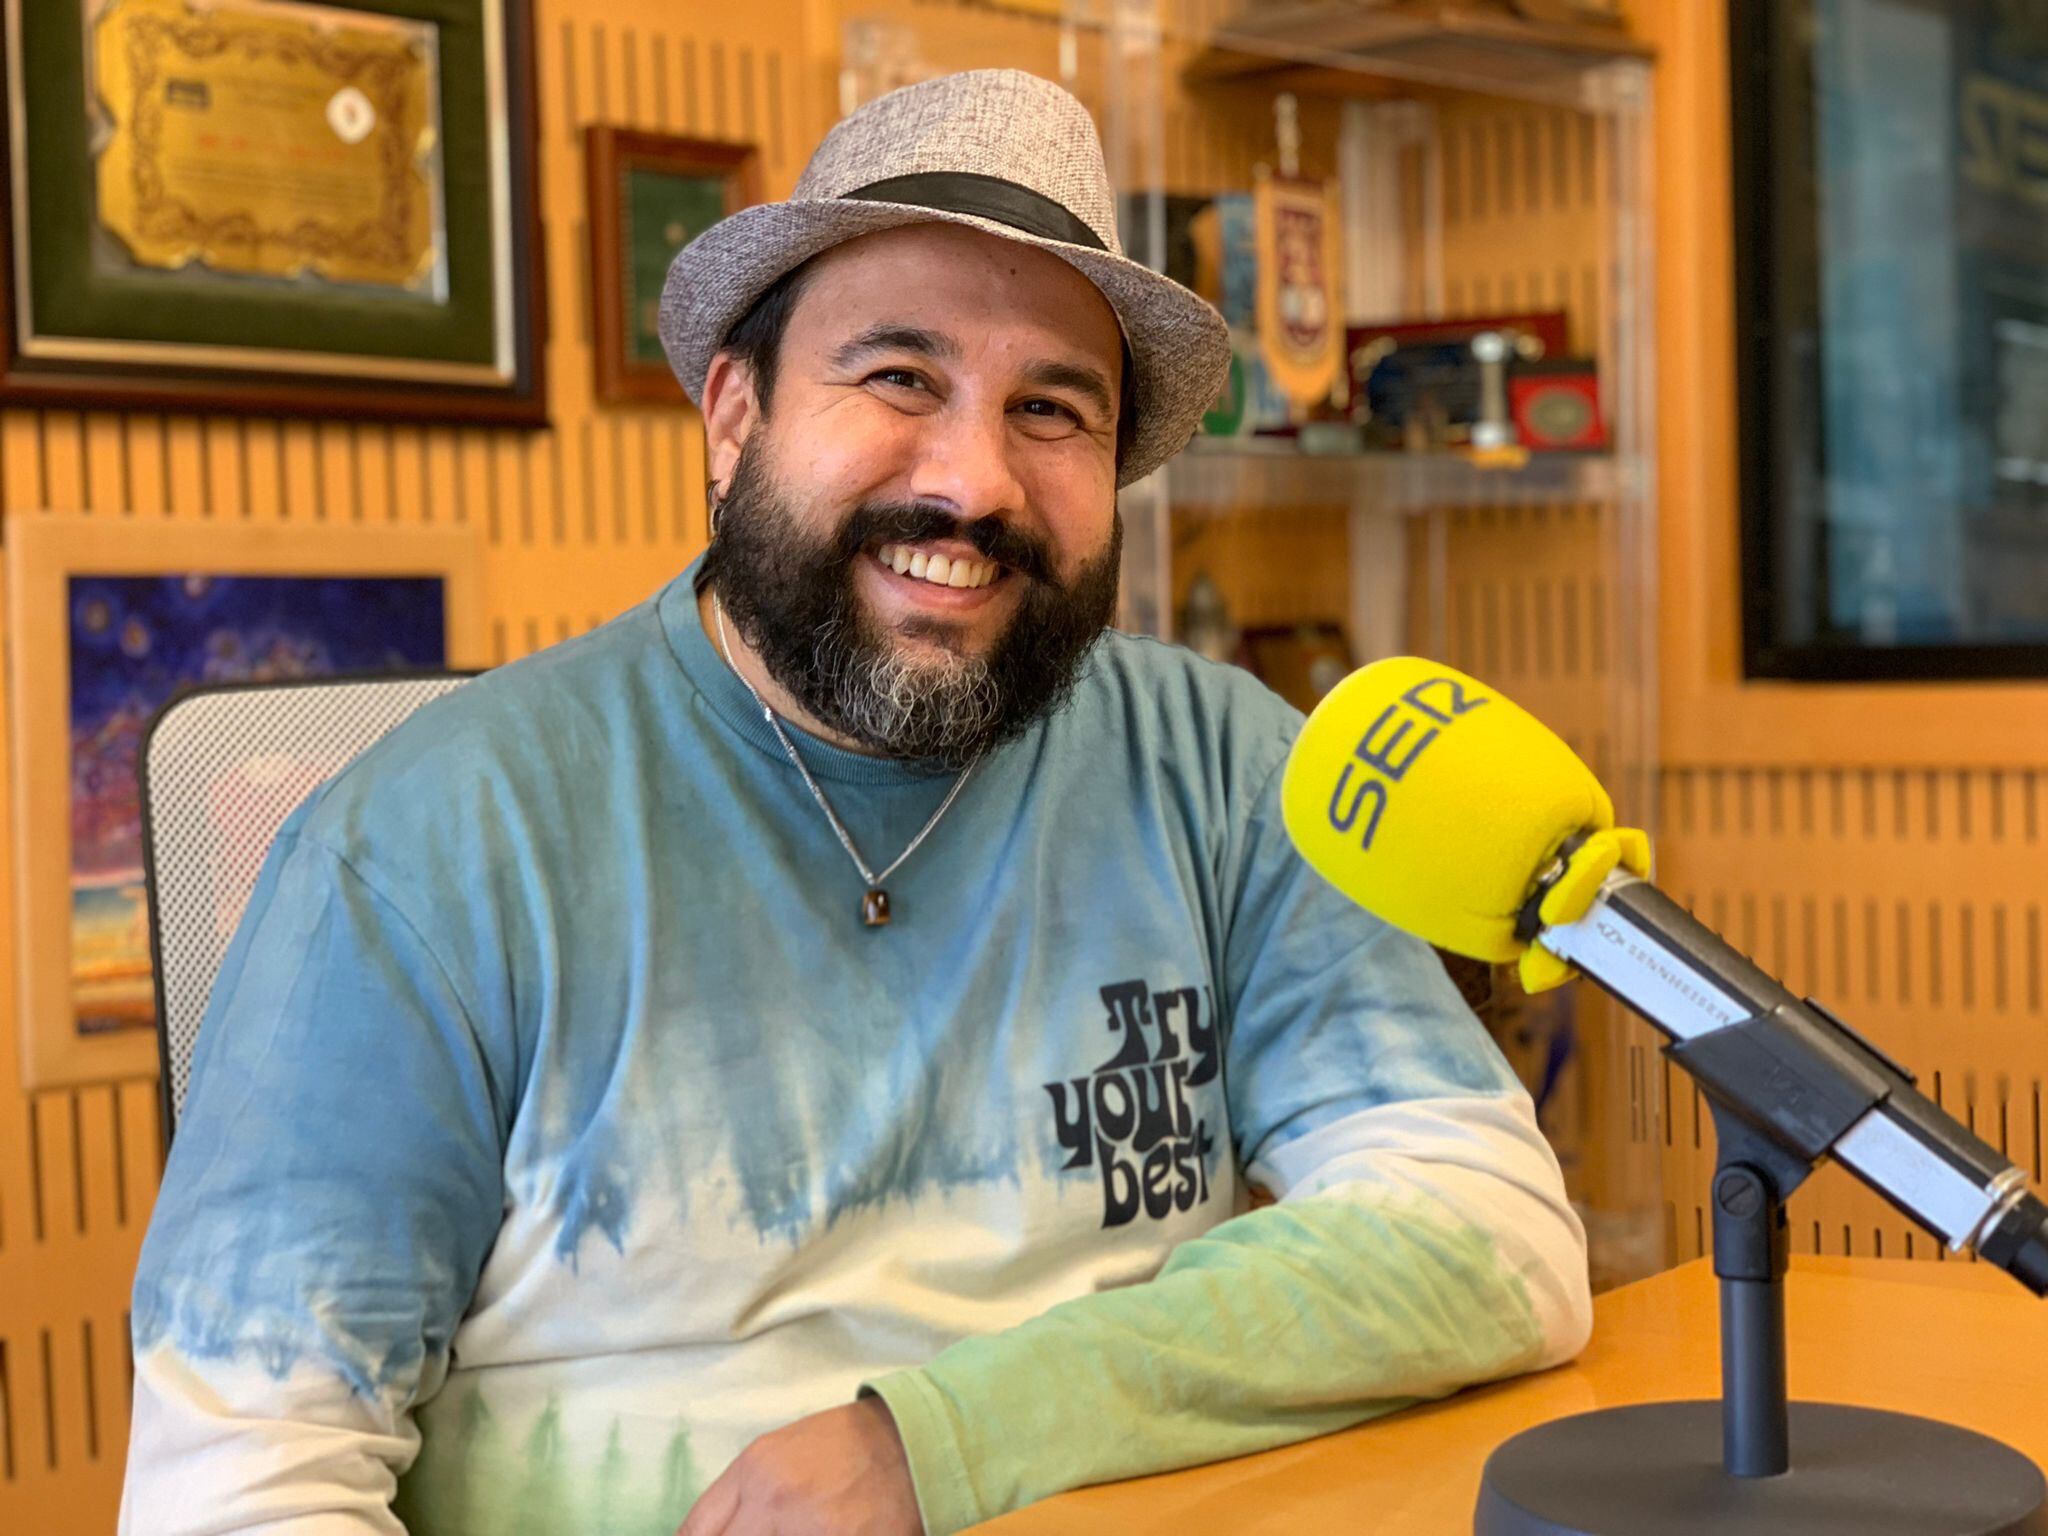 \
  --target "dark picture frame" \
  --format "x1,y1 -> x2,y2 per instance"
0,0 -> 547,426
1732,0 -> 2048,680
584,126 -> 760,406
